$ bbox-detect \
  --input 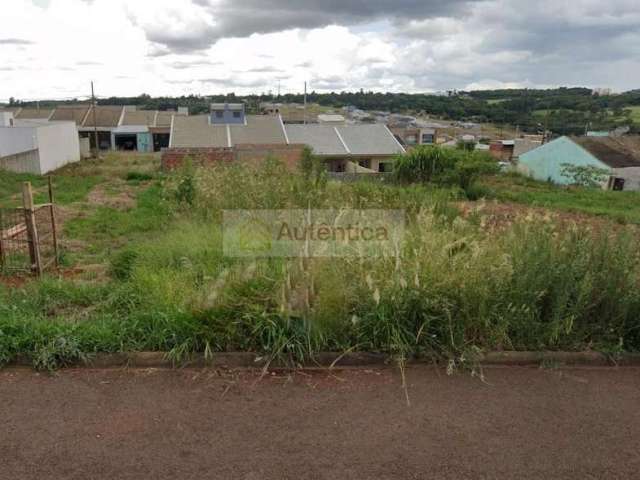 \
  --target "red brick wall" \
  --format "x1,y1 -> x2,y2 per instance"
161,144 -> 305,171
